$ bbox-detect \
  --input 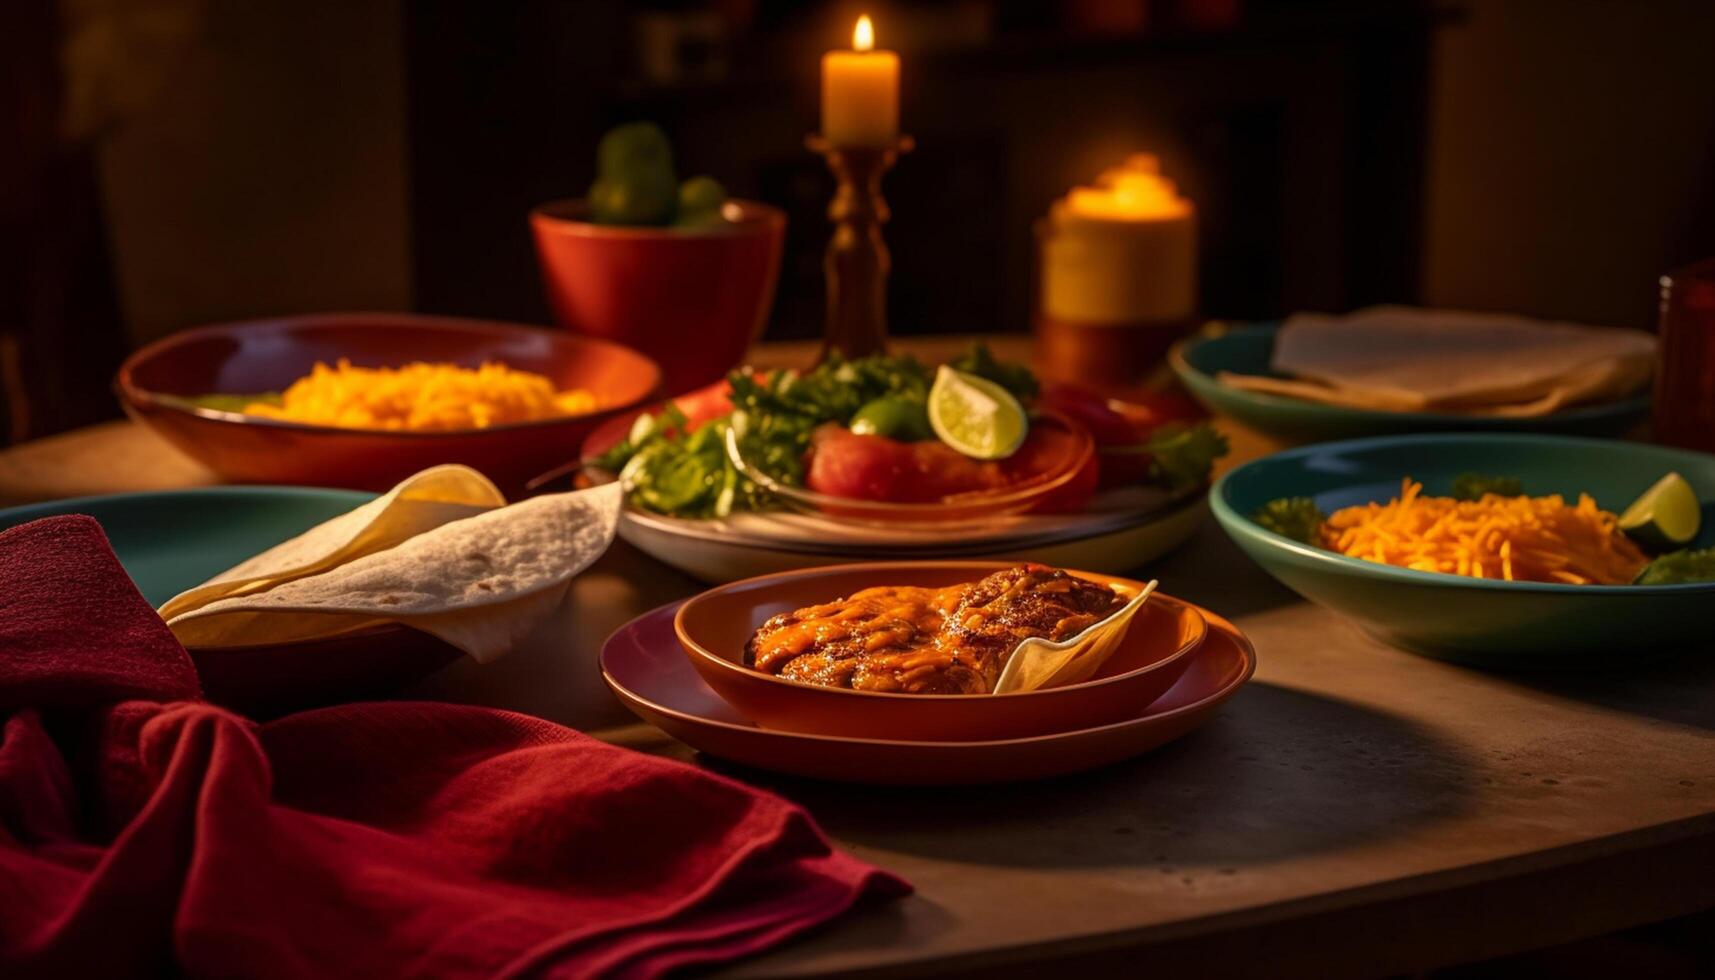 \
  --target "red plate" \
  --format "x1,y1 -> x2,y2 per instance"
600,600 -> 1255,785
